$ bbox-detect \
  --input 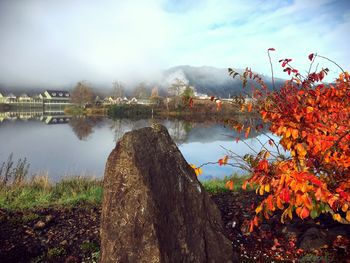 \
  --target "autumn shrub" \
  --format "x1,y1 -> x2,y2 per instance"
218,51 -> 350,230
